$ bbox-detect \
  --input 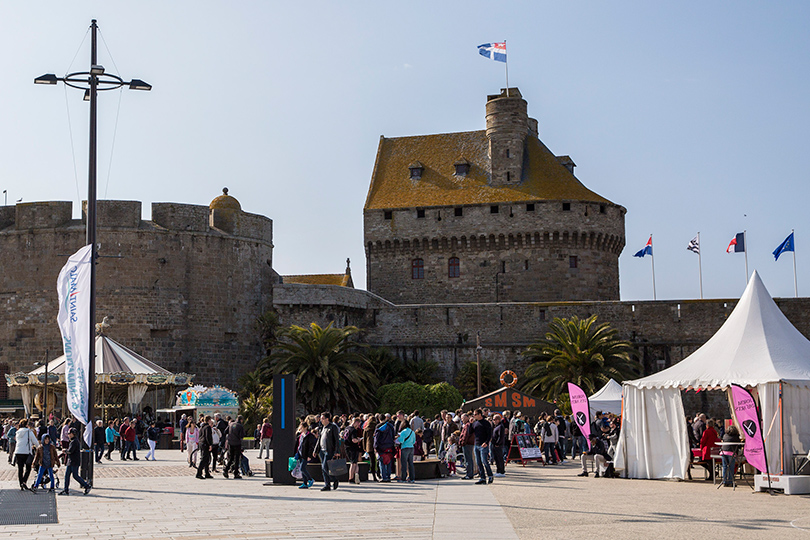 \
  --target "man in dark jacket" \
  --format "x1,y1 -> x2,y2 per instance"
491,413 -> 507,477
459,414 -> 476,479
197,416 -> 214,479
315,412 -> 340,491
472,409 -> 493,484
223,416 -> 246,479
59,428 -> 91,496
374,414 -> 396,482
577,433 -> 610,478
93,420 -> 106,464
